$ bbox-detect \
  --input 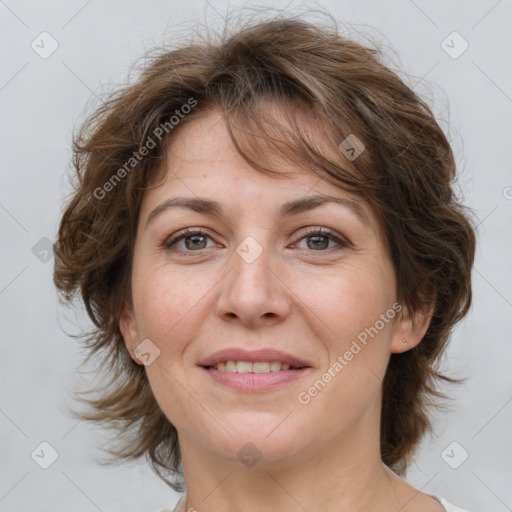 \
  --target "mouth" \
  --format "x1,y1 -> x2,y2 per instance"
198,348 -> 312,392
202,361 -> 309,373
200,364 -> 311,392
